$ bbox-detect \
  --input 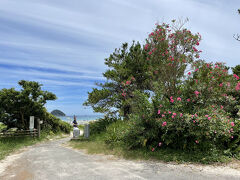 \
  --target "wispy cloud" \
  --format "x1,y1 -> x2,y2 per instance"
0,0 -> 239,114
